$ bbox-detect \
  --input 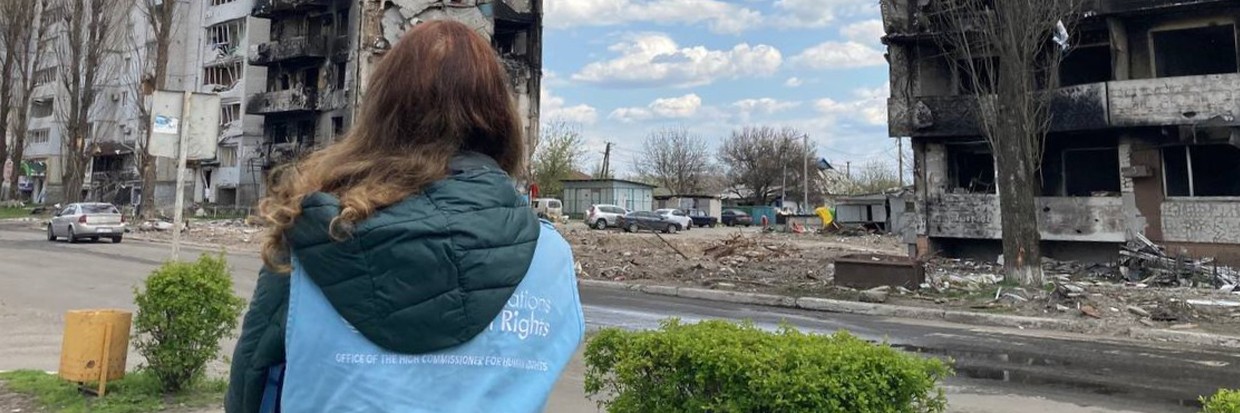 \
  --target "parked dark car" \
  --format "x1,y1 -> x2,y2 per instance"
687,209 -> 718,228
721,209 -> 753,227
618,211 -> 680,234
